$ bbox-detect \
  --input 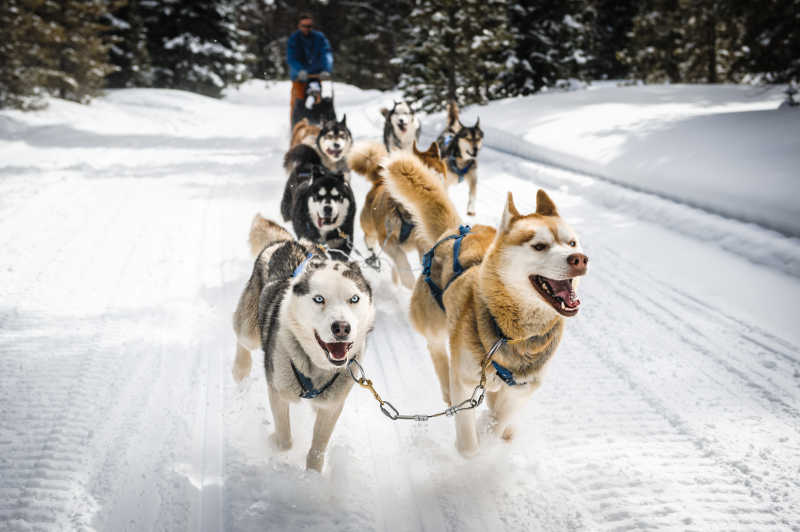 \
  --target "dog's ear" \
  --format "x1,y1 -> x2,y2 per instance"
339,114 -> 347,127
474,117 -> 480,129
412,140 -> 421,156
380,107 -> 389,118
425,141 -> 439,158
500,192 -> 521,232
535,189 -> 559,217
